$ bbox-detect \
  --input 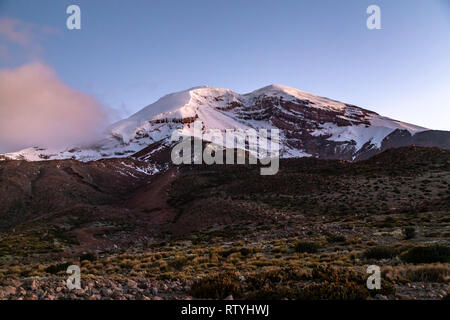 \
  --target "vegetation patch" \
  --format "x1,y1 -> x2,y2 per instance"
402,245 -> 450,263
294,241 -> 321,254
363,246 -> 401,260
